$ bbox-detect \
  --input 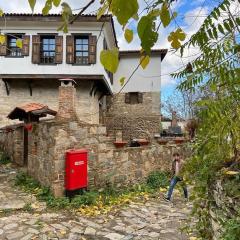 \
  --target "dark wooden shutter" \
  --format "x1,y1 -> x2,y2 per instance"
89,35 -> 97,64
32,35 -> 40,64
125,93 -> 130,104
55,36 -> 63,64
21,35 -> 30,56
66,35 -> 74,64
0,35 -> 7,56
138,92 -> 143,103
